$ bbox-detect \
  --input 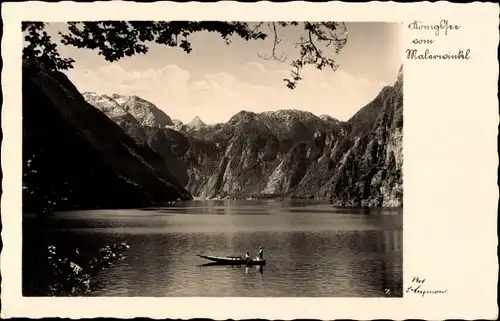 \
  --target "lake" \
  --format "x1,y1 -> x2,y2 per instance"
23,199 -> 403,297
